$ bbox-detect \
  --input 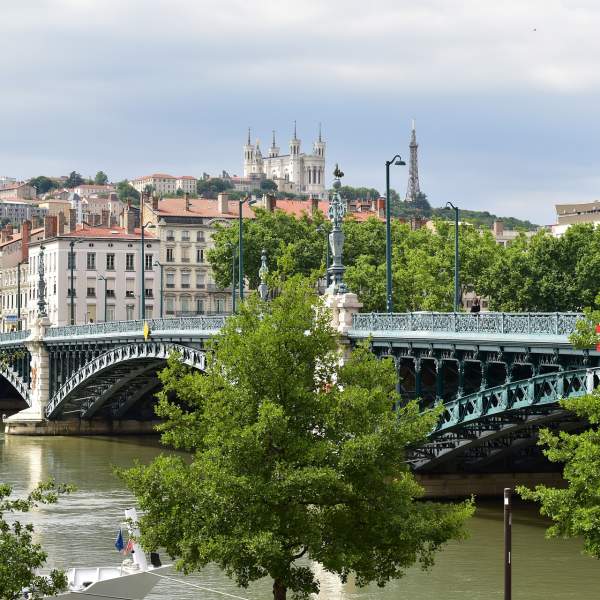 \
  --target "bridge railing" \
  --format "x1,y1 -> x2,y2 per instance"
0,330 -> 30,345
45,316 -> 227,339
351,312 -> 582,336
